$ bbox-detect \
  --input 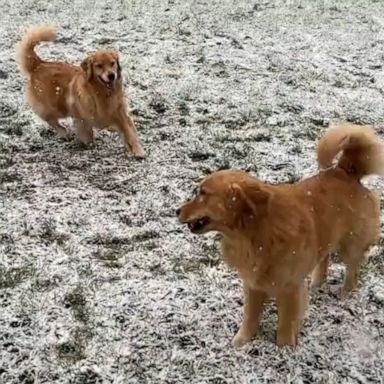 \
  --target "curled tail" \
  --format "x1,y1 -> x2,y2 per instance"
317,122 -> 384,179
16,25 -> 56,77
